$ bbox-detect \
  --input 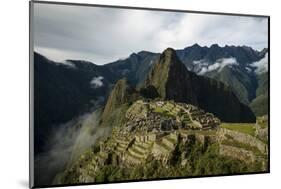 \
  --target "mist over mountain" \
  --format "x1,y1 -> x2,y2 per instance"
34,52 -> 117,154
